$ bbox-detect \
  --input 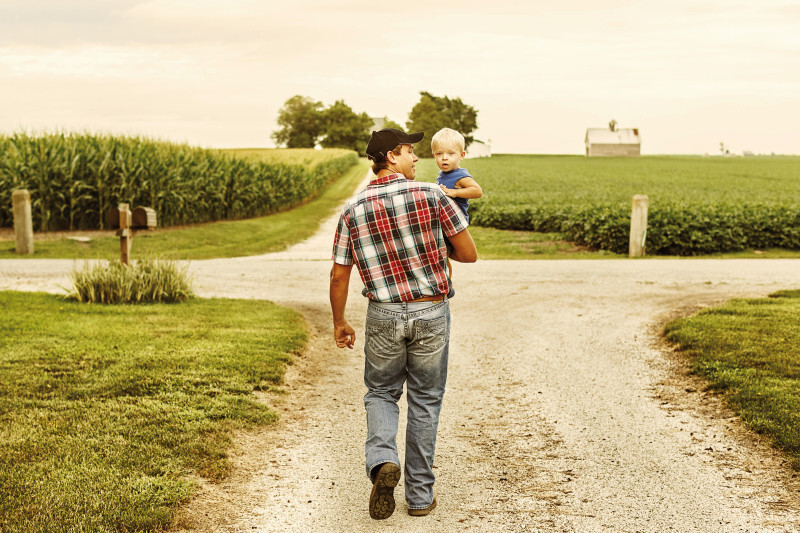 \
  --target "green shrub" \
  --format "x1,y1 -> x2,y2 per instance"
67,259 -> 195,303
0,132 -> 358,231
